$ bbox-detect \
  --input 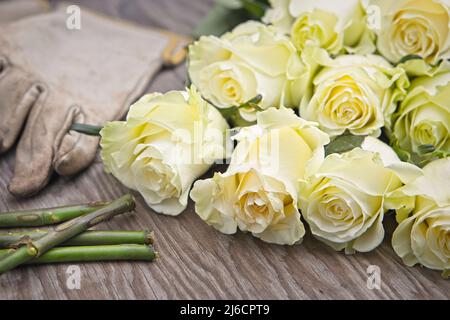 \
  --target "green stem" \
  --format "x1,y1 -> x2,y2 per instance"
0,245 -> 158,264
0,202 -> 109,228
70,123 -> 103,136
0,230 -> 154,249
0,194 -> 135,275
